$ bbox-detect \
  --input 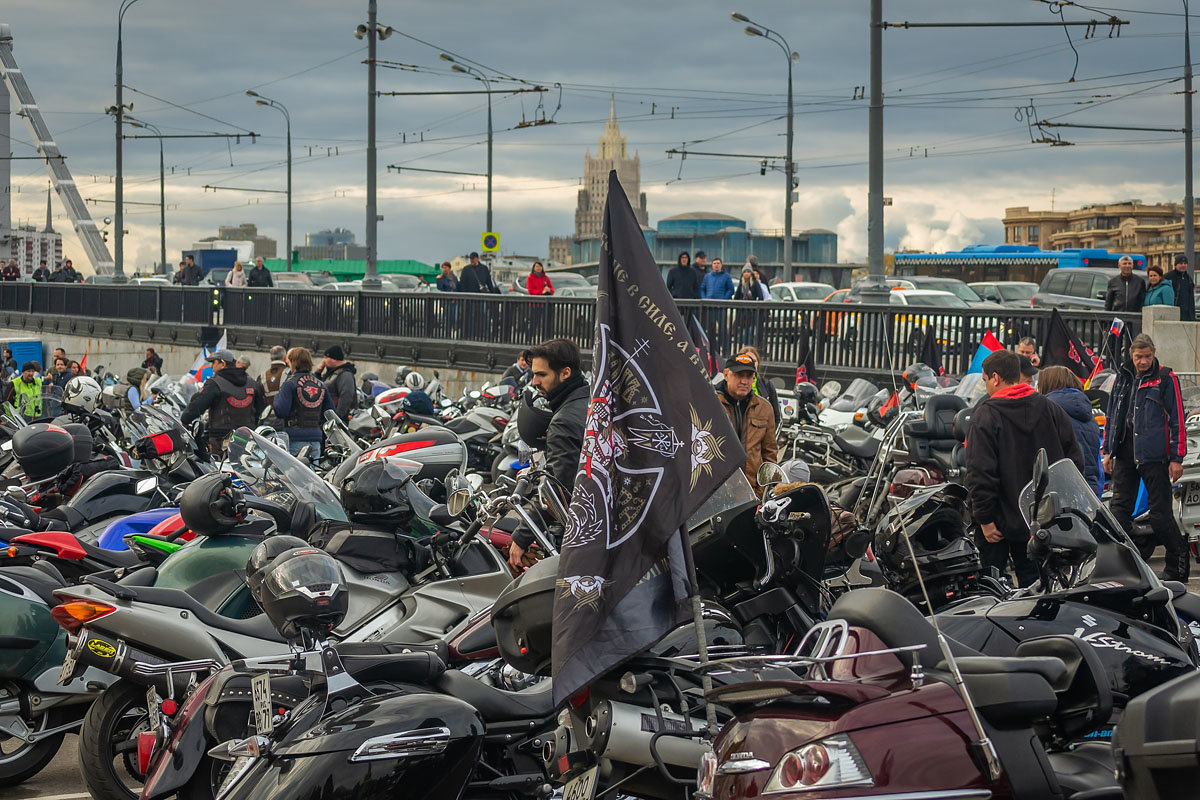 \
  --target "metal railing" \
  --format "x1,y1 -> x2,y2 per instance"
0,283 -> 1142,381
